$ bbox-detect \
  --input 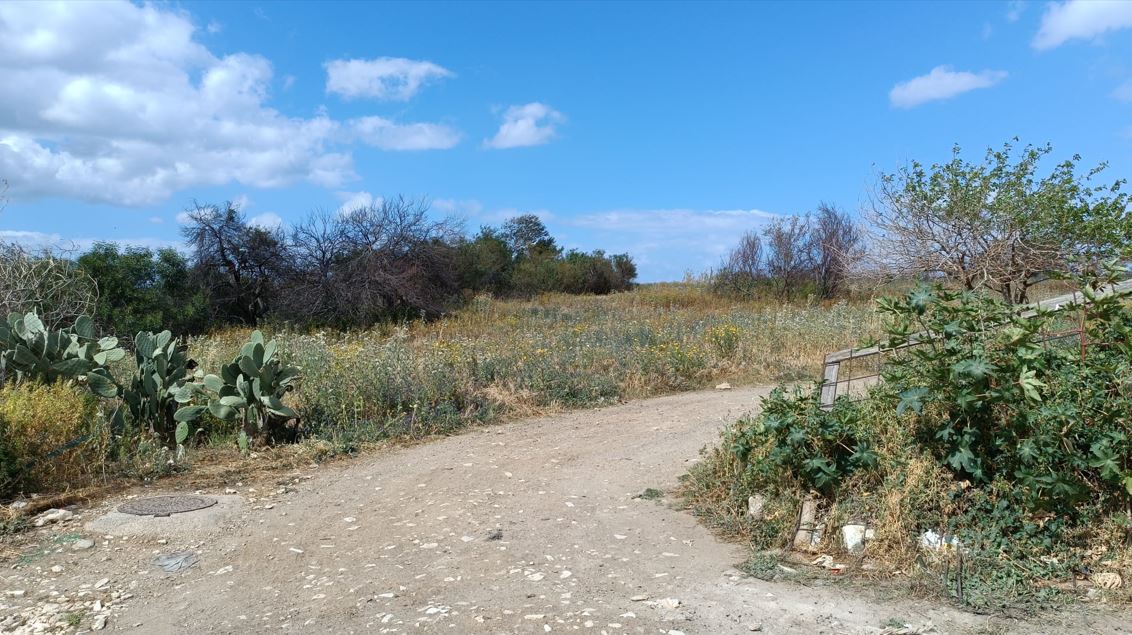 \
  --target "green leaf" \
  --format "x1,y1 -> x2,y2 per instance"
897,387 -> 929,416
263,340 -> 278,364
203,374 -> 225,392
952,357 -> 994,382
908,287 -> 934,315
50,358 -> 91,377
23,312 -> 44,334
173,385 -> 197,404
175,421 -> 189,445
208,401 -> 237,421
98,336 -> 119,351
1019,367 -> 1046,402
73,315 -> 95,339
174,405 -> 207,422
237,430 -> 249,454
85,371 -> 119,398
238,356 -> 260,378
135,332 -> 156,359
266,404 -> 298,419
219,395 -> 247,408
154,330 -> 172,352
